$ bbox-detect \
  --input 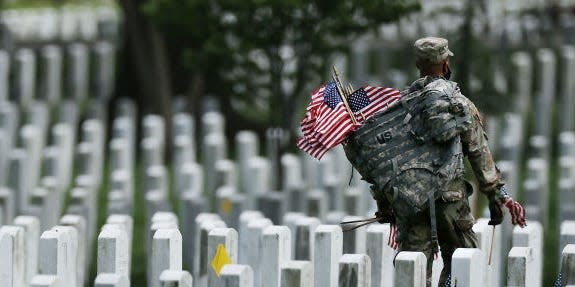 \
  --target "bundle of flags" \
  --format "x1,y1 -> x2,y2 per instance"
296,81 -> 401,159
